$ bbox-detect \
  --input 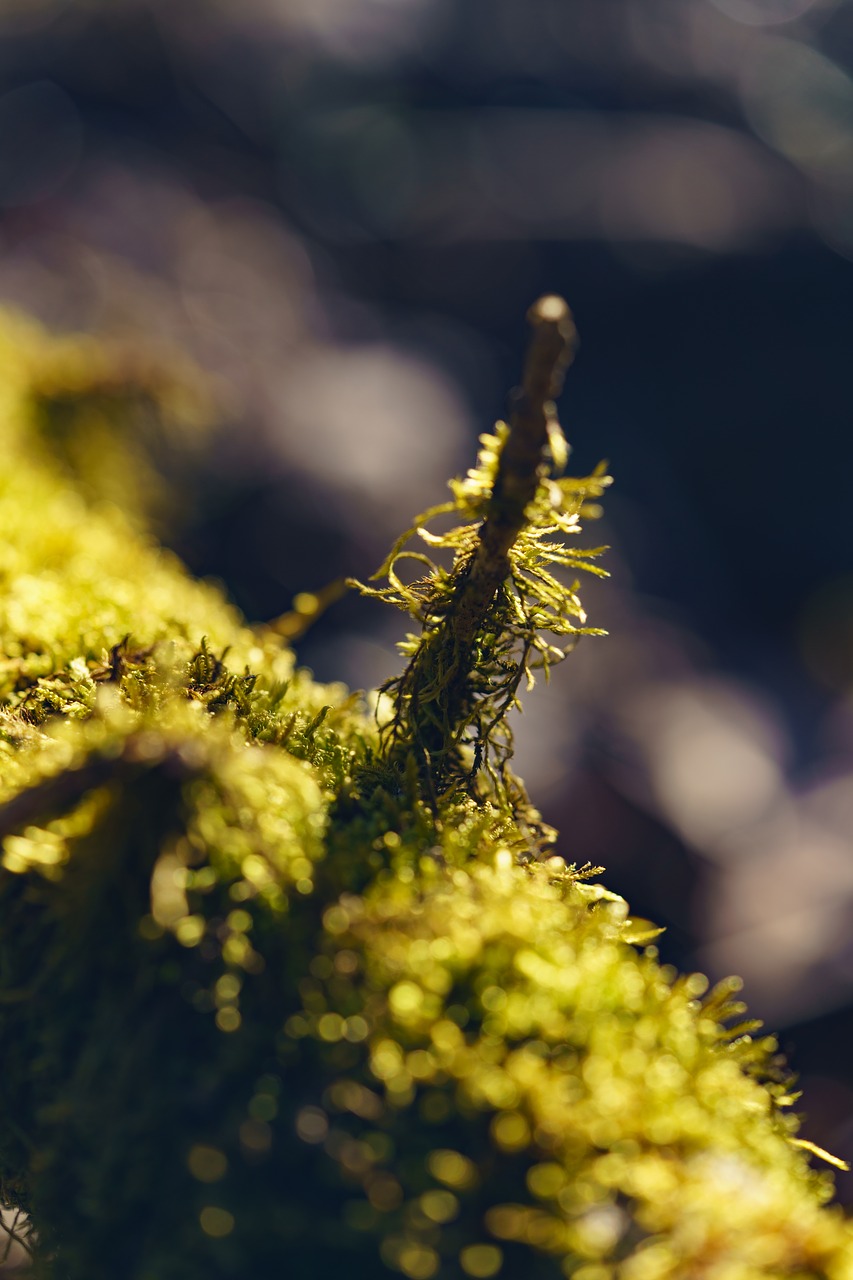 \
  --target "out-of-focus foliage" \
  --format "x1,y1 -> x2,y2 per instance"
0,312 -> 215,536
1,313 -> 852,1279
